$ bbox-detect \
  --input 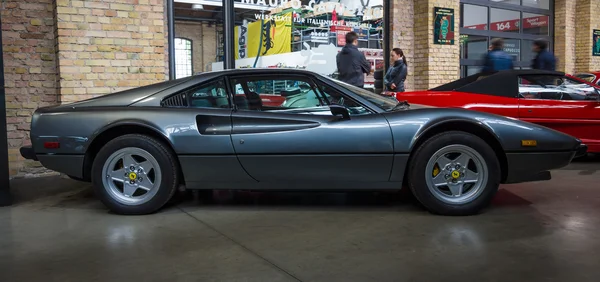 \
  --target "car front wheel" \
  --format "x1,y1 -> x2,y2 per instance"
408,131 -> 501,216
91,134 -> 180,215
